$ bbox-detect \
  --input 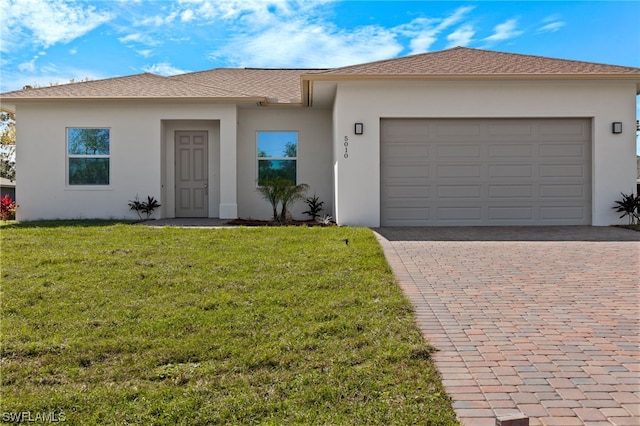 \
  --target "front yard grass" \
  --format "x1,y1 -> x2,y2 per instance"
1,222 -> 458,425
